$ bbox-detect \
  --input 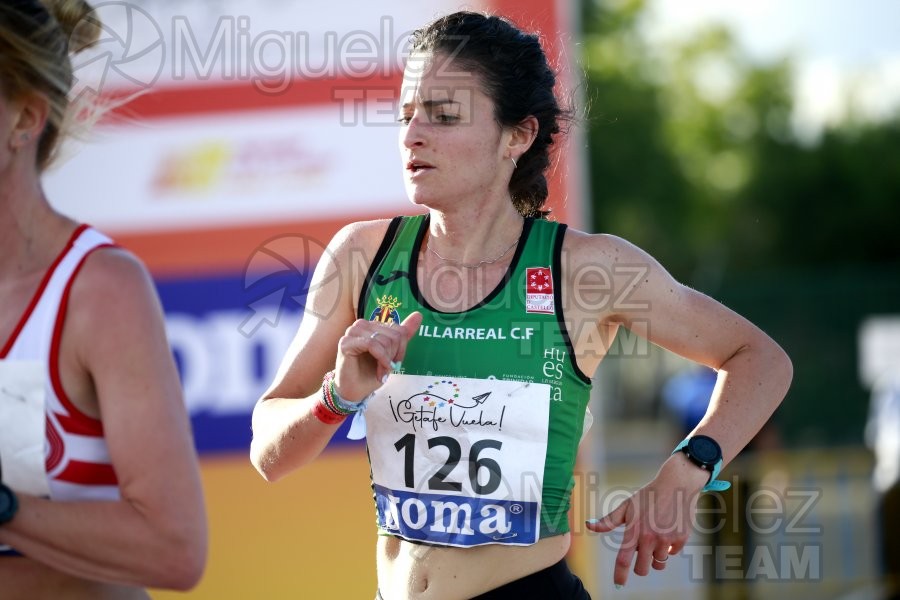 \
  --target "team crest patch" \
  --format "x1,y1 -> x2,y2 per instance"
525,267 -> 554,314
370,294 -> 402,324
